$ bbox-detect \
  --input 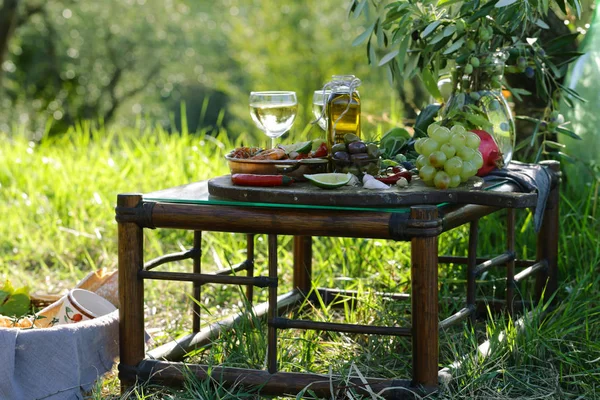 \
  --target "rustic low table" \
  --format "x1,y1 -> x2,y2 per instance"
116,161 -> 559,399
